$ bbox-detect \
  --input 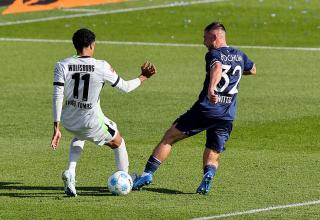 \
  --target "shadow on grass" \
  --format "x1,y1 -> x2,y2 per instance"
0,182 -> 195,197
143,187 -> 195,195
0,182 -> 113,198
